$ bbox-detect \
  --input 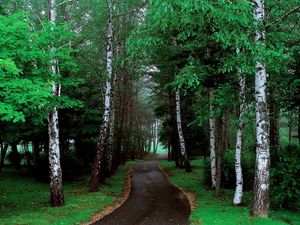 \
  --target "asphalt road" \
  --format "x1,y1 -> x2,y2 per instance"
92,157 -> 190,225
